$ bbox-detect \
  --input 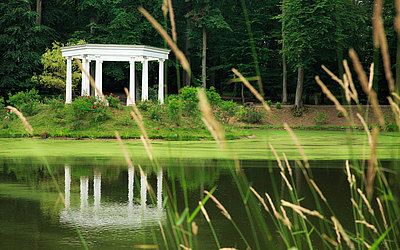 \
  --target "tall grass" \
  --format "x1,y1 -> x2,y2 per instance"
131,1 -> 400,249
6,1 -> 400,249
